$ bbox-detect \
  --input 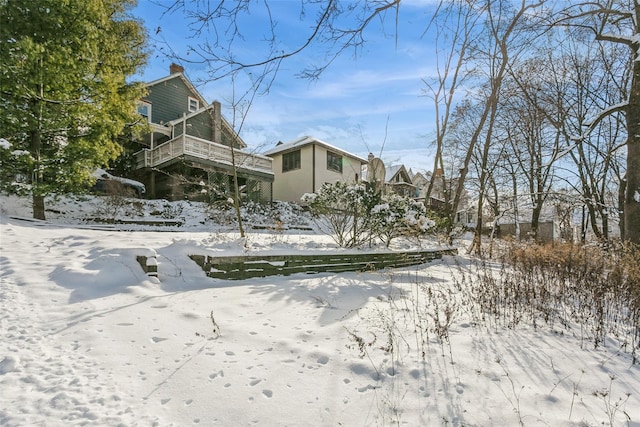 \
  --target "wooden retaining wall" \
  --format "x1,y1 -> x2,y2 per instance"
189,248 -> 457,280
